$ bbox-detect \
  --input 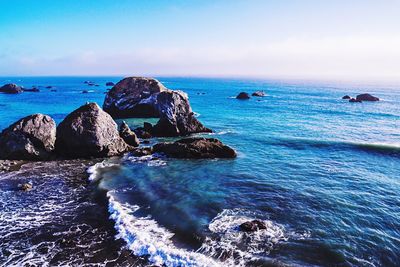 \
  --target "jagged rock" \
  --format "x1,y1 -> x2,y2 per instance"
0,84 -> 23,94
153,137 -> 236,159
56,103 -> 132,158
103,77 -> 211,136
342,95 -> 351,99
356,94 -> 379,101
239,220 -> 267,232
236,92 -> 250,99
119,121 -> 139,147
103,77 -> 167,118
252,91 -> 266,97
0,114 -> 56,160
